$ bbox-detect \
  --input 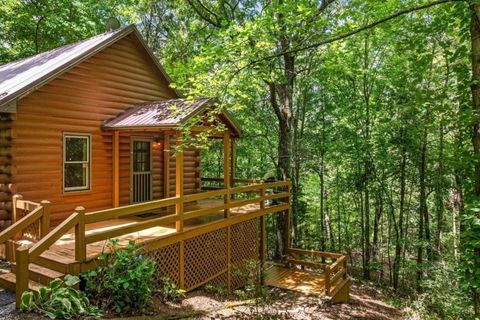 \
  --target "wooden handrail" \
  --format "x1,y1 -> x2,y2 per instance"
286,257 -> 329,270
85,214 -> 179,244
0,206 -> 43,244
330,255 -> 347,272
287,247 -> 343,259
29,212 -> 79,259
85,196 -> 179,223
